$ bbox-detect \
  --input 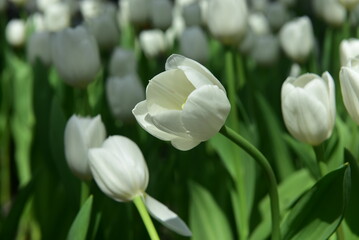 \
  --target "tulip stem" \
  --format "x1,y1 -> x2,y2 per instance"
220,125 -> 281,240
313,144 -> 325,177
133,196 -> 160,240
